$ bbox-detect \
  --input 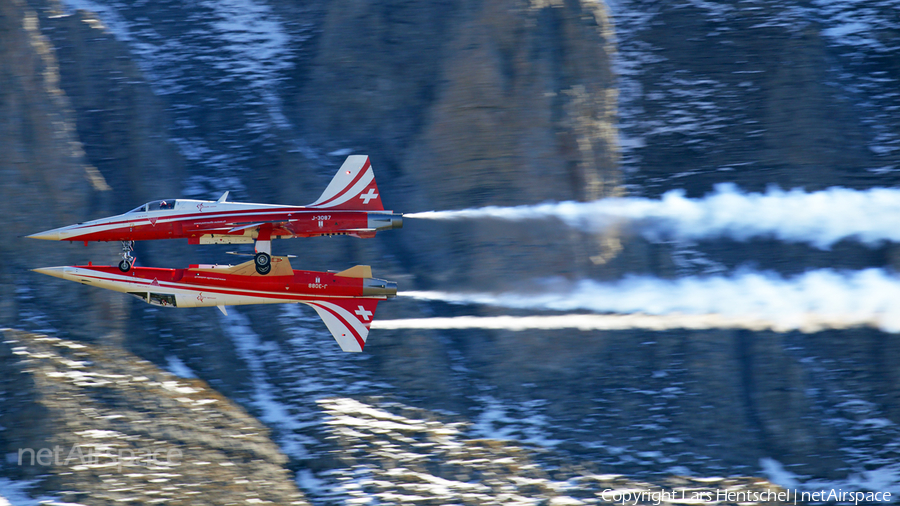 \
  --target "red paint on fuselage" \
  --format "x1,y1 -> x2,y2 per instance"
62,208 -> 375,242
74,263 -> 367,300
